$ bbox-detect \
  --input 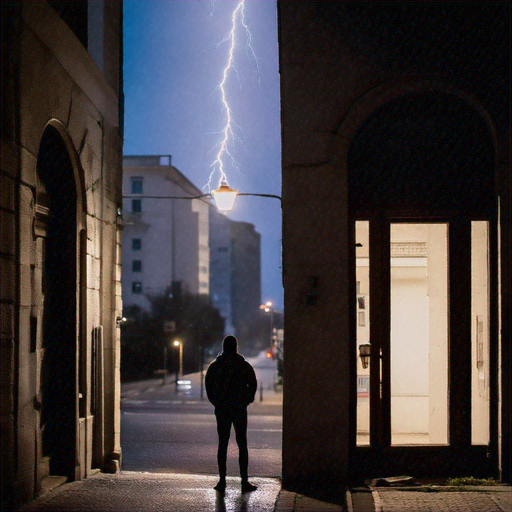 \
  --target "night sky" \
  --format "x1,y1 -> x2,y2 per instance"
123,0 -> 283,308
